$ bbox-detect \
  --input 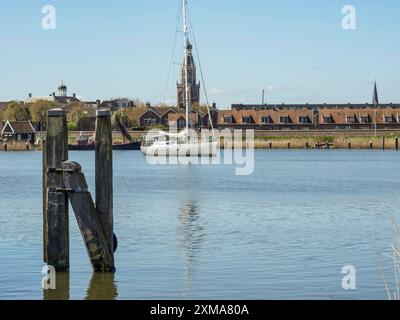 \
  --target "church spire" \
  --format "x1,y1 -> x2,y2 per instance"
372,80 -> 379,106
